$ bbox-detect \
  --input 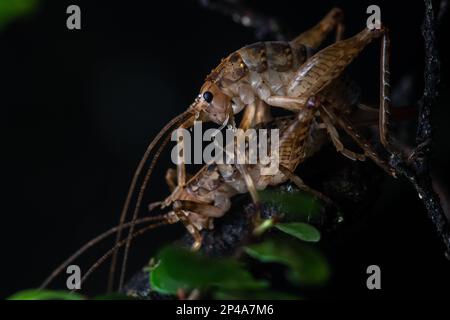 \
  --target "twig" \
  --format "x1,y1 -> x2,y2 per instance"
389,0 -> 450,256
